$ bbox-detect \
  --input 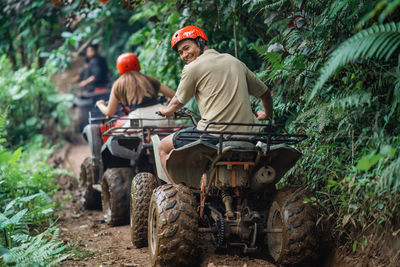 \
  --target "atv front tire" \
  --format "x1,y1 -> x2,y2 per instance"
266,188 -> 318,265
130,172 -> 158,248
79,157 -> 101,209
148,184 -> 198,267
101,168 -> 133,226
